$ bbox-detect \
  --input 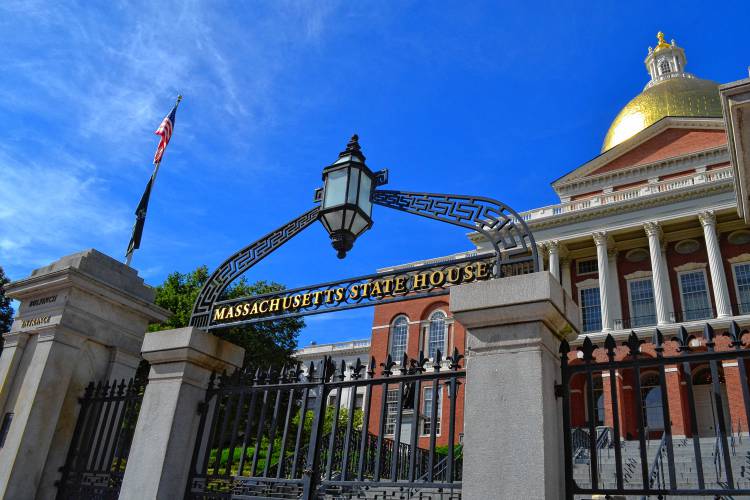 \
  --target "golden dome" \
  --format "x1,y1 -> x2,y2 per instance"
601,76 -> 723,152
